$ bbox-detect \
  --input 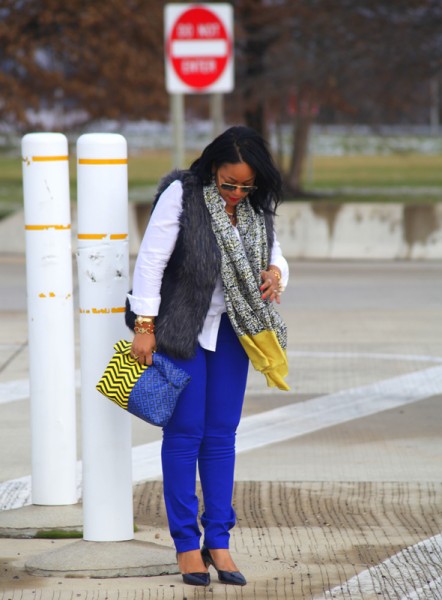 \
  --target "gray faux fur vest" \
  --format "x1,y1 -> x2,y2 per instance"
126,169 -> 274,359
